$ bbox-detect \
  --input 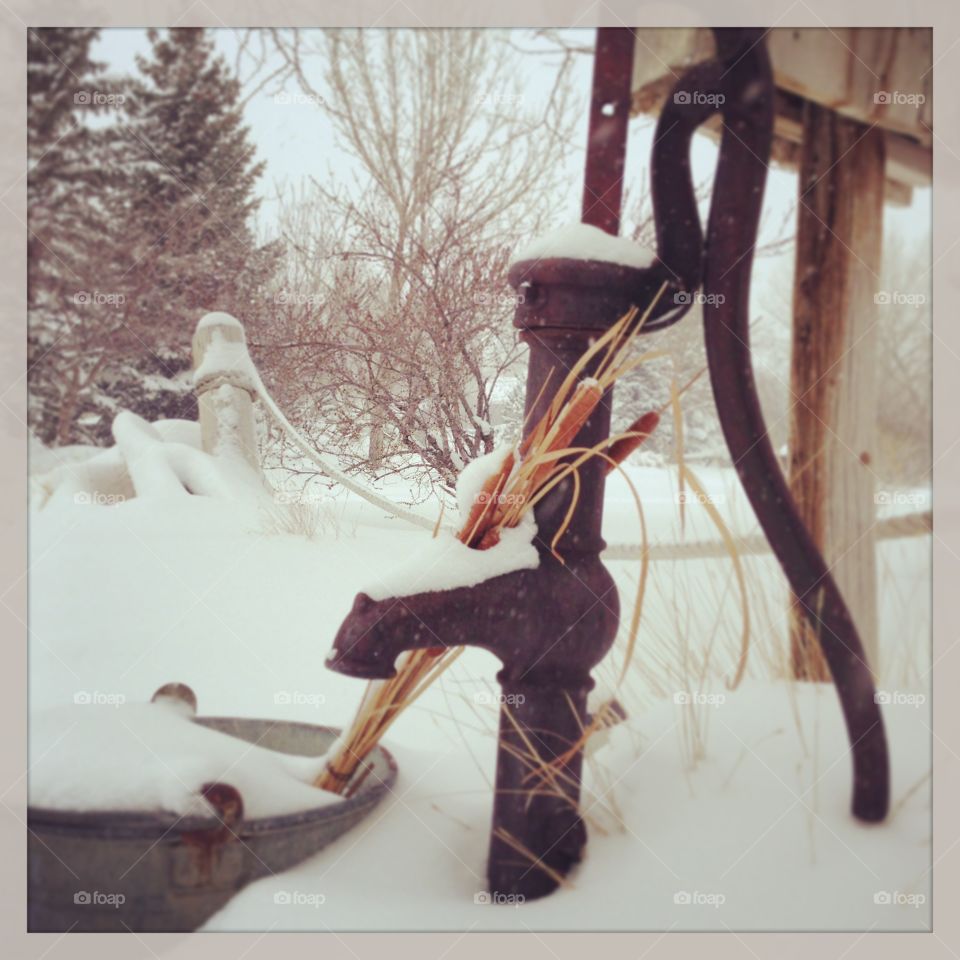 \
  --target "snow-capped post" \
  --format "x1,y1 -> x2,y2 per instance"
191,312 -> 261,472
